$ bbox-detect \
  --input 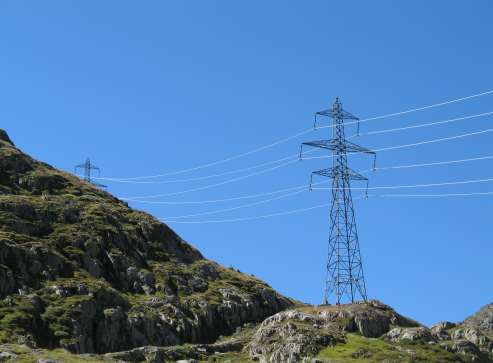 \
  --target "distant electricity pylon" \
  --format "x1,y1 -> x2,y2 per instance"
75,158 -> 106,189
300,98 -> 376,305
